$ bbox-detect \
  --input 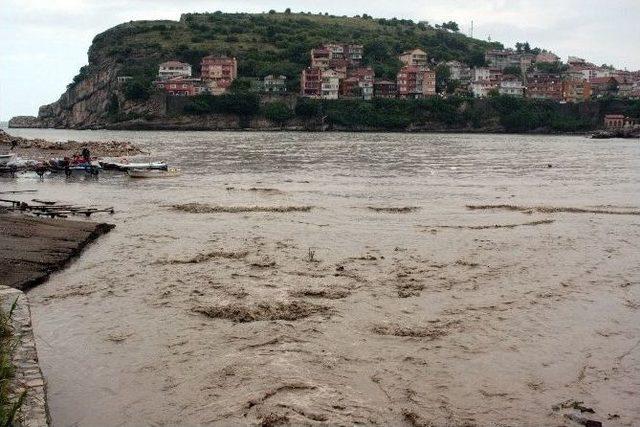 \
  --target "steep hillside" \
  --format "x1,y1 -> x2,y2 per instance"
22,11 -> 501,128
